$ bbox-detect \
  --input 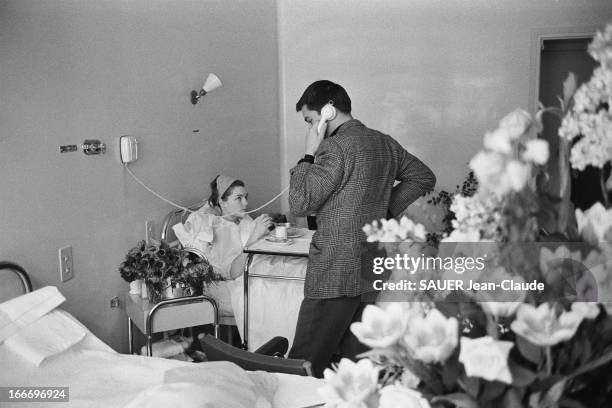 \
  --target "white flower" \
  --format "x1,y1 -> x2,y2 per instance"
575,202 -> 612,245
351,303 -> 409,349
539,246 -> 583,284
401,309 -> 458,363
447,193 -> 503,241
498,109 -> 532,139
441,229 -> 480,242
363,216 -> 427,243
505,160 -> 530,191
459,336 -> 514,384
522,139 -> 550,165
510,303 -> 584,346
571,302 -> 600,319
479,301 -> 523,319
378,385 -> 430,408
483,128 -> 513,154
469,151 -> 511,196
319,359 -> 380,408
589,22 -> 612,66
399,368 -> 421,389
